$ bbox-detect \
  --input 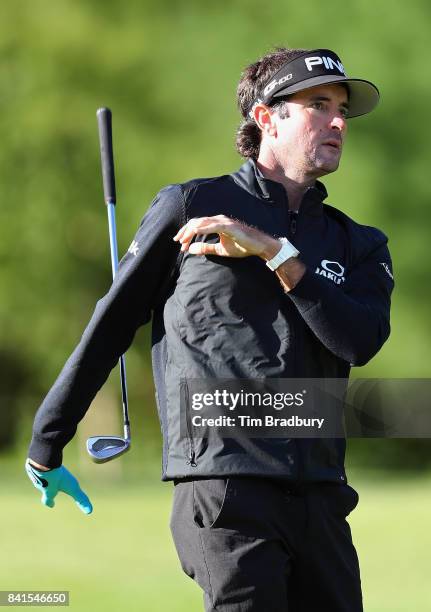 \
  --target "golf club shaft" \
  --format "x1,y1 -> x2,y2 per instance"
97,107 -> 130,440
107,202 -> 130,438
